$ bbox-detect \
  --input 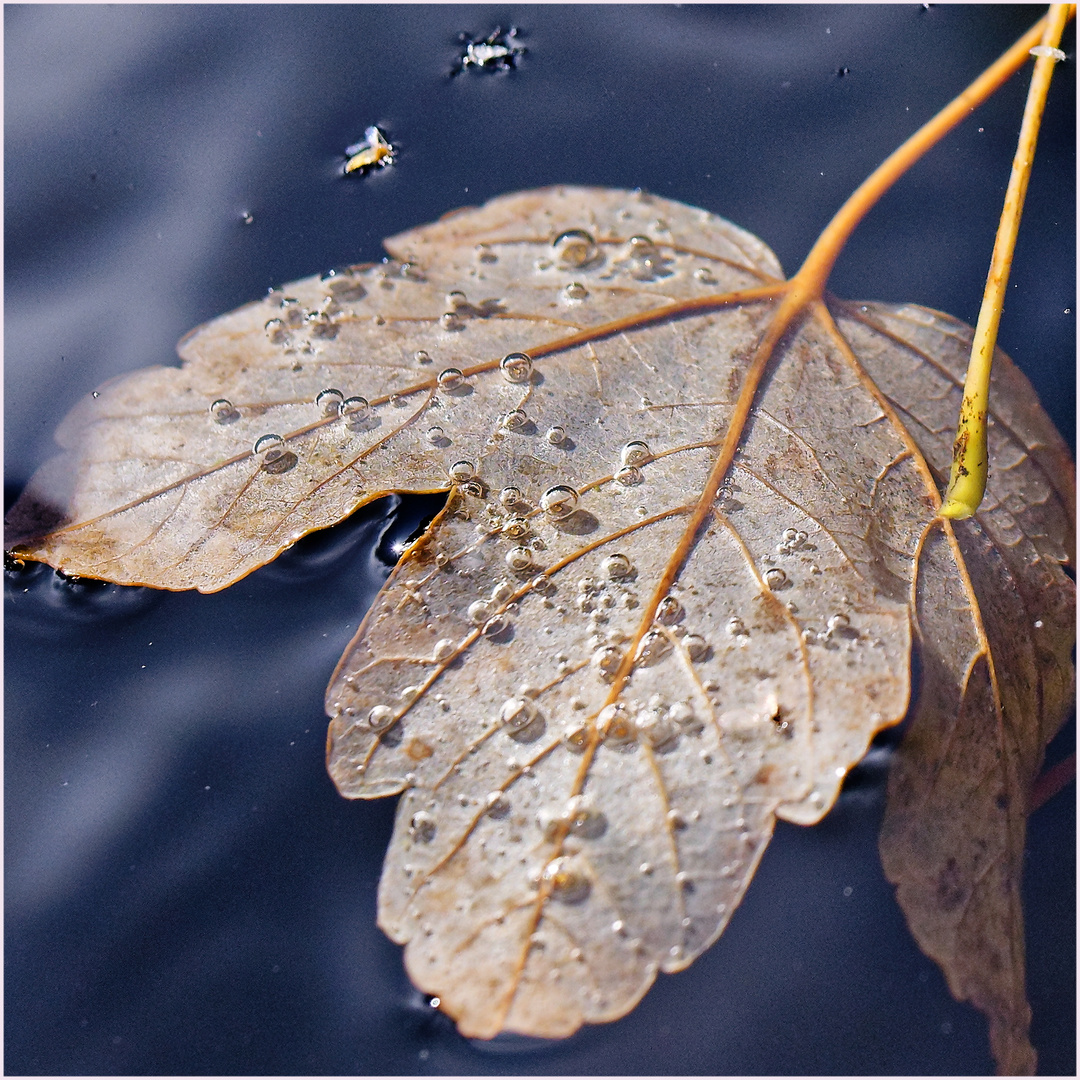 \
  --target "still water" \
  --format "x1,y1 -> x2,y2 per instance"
6,6 -> 1074,1074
